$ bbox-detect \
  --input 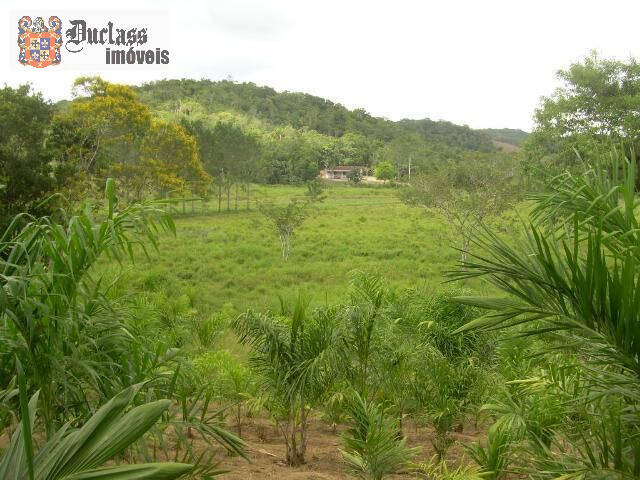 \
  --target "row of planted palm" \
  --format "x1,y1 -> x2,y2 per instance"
229,272 -> 496,477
